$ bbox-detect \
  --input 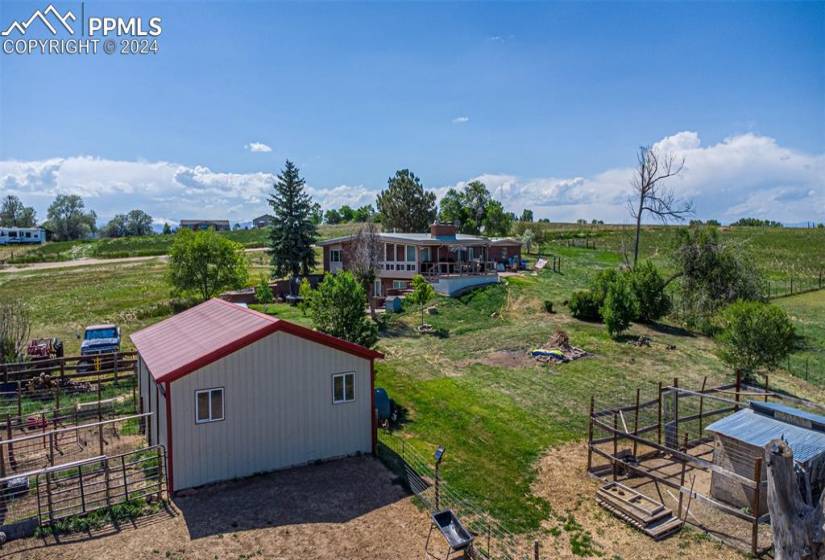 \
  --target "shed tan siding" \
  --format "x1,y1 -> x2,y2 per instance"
169,331 -> 372,490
